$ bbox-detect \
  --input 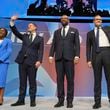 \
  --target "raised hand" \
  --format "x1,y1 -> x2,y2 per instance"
11,15 -> 18,21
